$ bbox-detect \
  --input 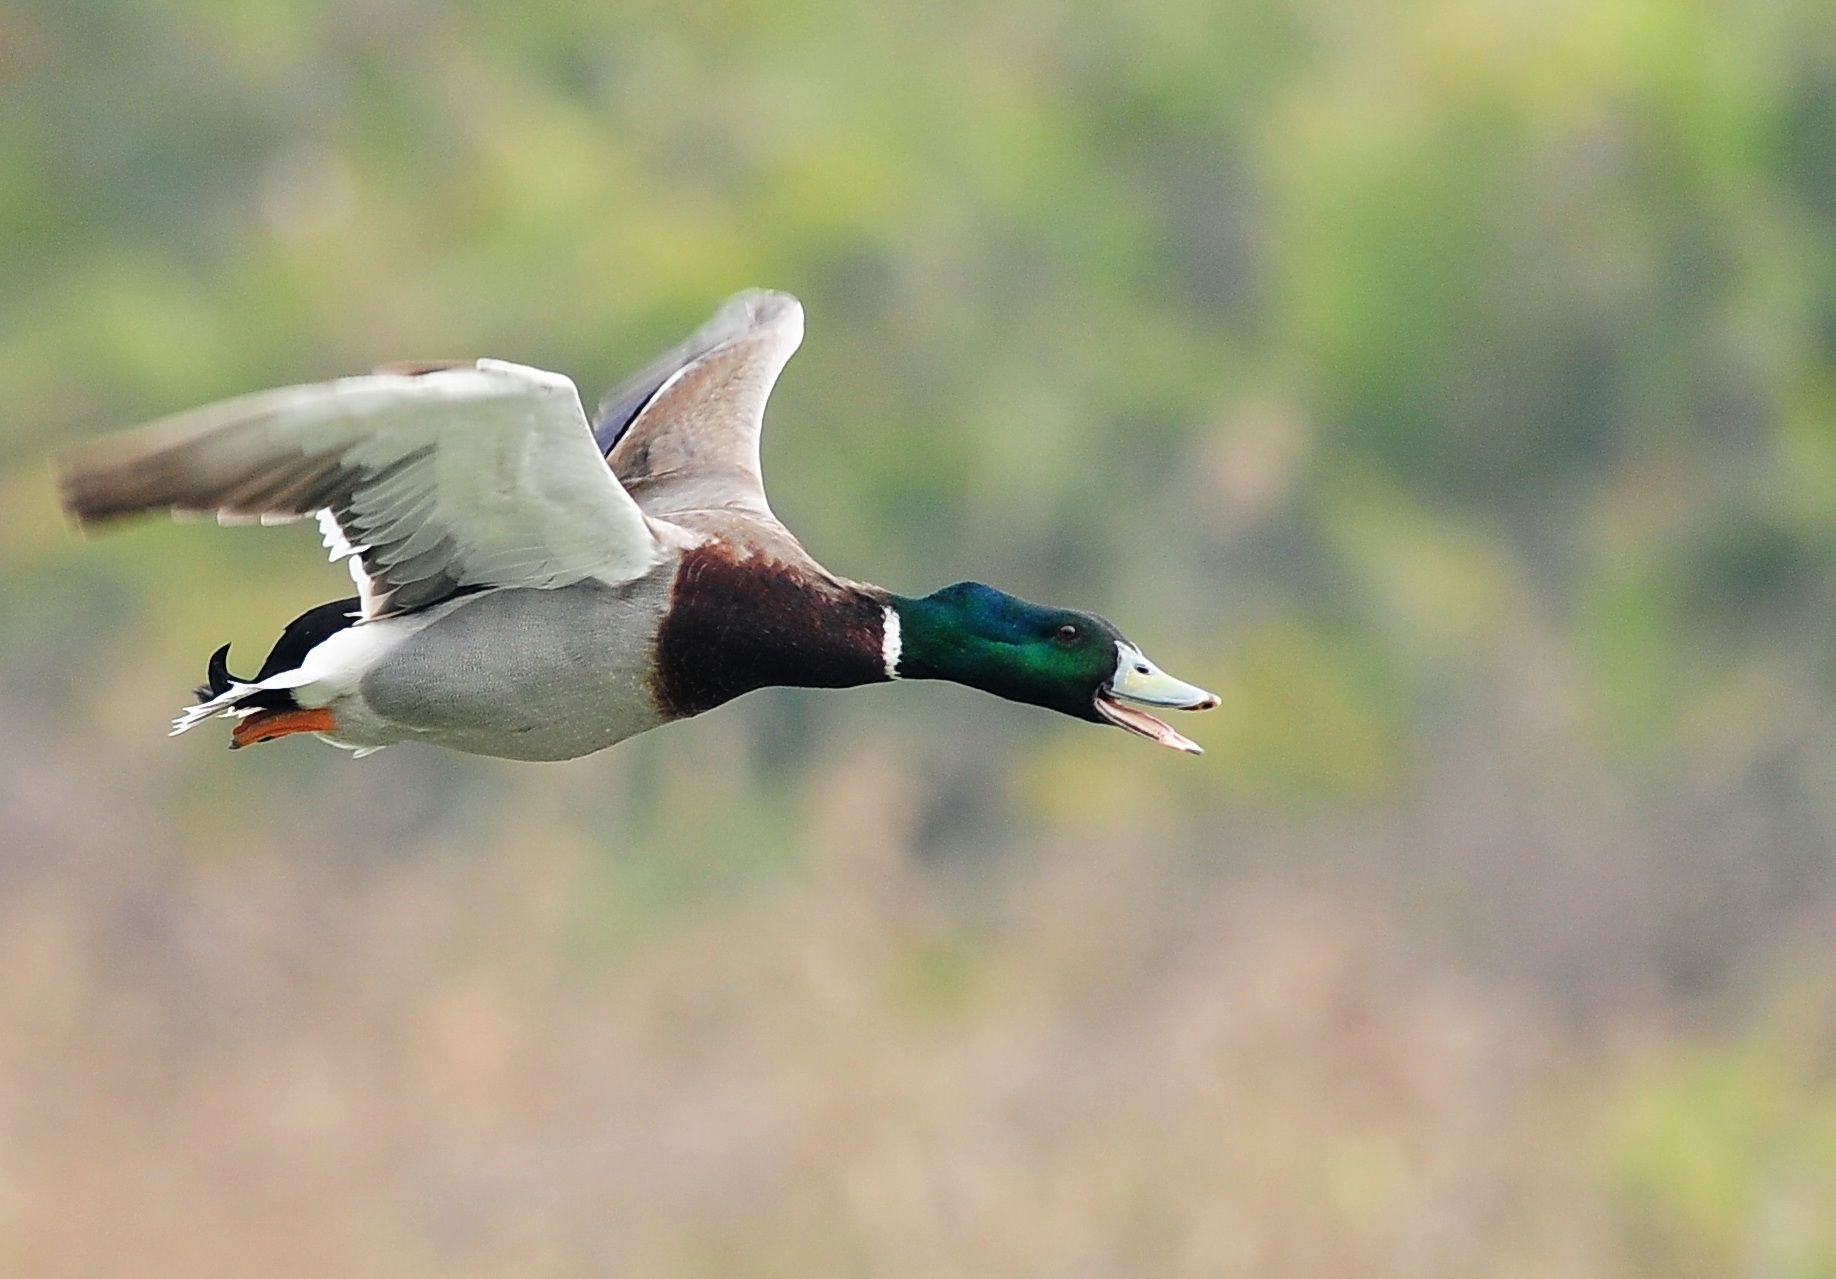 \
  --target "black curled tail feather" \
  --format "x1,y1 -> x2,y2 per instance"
195,643 -> 241,703
192,641 -> 295,711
